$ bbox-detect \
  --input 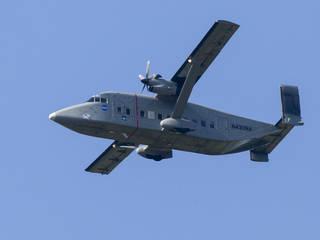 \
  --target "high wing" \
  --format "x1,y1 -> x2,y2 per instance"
85,141 -> 135,174
170,20 -> 239,118
171,20 -> 239,93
